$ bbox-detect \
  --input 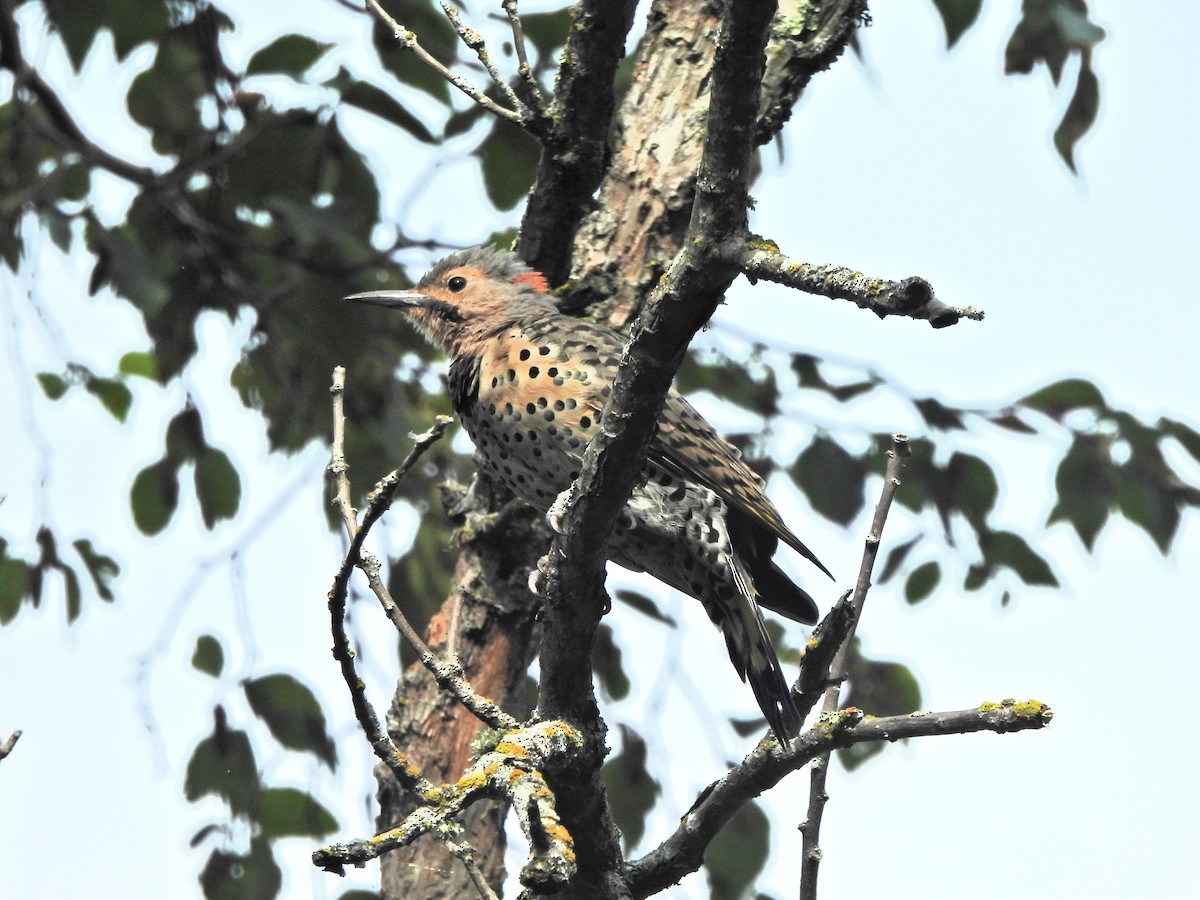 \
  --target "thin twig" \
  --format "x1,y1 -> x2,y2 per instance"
443,839 -> 503,900
0,730 -> 21,761
501,0 -> 551,119
327,372 -> 518,730
439,2 -> 523,113
741,242 -> 984,328
328,367 -> 358,537
799,433 -> 911,900
364,0 -> 523,124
